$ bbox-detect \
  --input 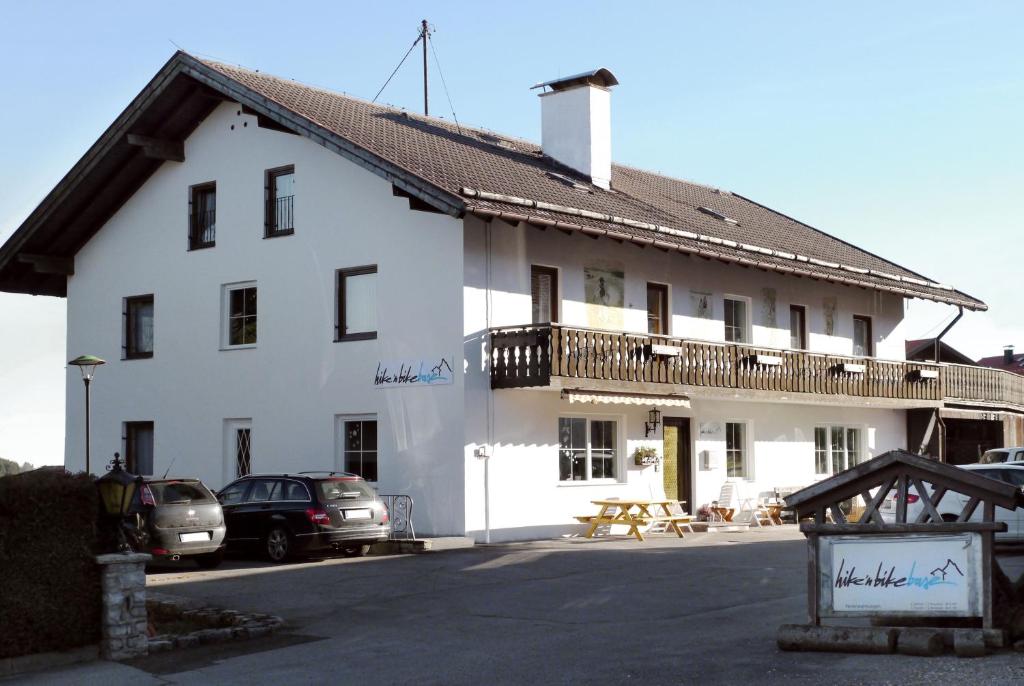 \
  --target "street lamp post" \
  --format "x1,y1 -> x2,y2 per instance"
68,355 -> 105,475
